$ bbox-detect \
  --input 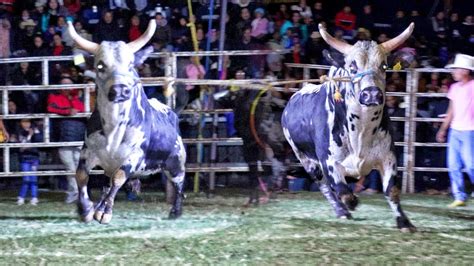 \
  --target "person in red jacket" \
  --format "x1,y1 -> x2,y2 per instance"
334,6 -> 356,39
128,15 -> 142,42
47,76 -> 86,203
